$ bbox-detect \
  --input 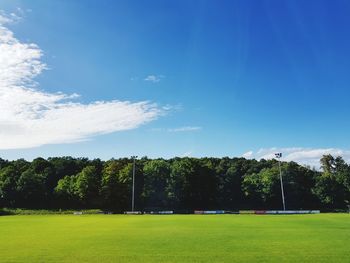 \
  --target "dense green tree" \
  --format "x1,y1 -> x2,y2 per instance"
168,158 -> 194,209
282,162 -> 318,209
191,159 -> 218,209
16,168 -> 48,208
168,158 -> 218,210
243,166 -> 281,209
0,158 -> 9,170
0,166 -> 20,207
313,155 -> 350,209
118,161 -> 142,210
218,163 -> 243,209
100,159 -> 131,210
74,166 -> 100,207
55,175 -> 78,208
143,159 -> 170,210
1,155 -> 350,211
